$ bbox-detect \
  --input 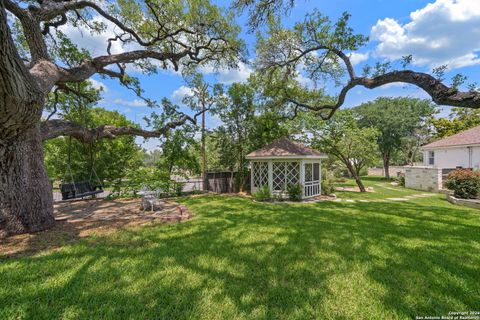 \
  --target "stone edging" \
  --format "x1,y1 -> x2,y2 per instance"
446,194 -> 480,209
